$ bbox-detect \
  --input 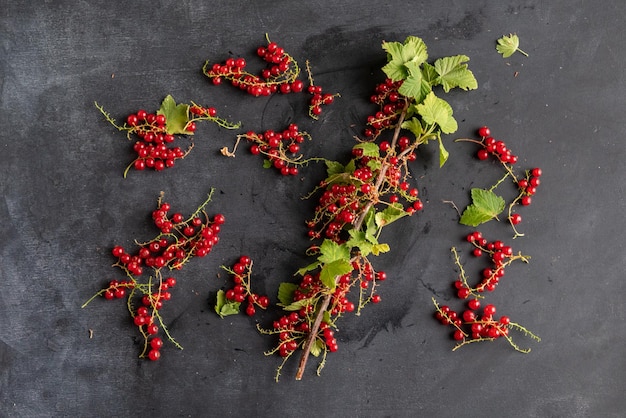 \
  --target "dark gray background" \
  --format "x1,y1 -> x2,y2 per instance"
1,1 -> 624,417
